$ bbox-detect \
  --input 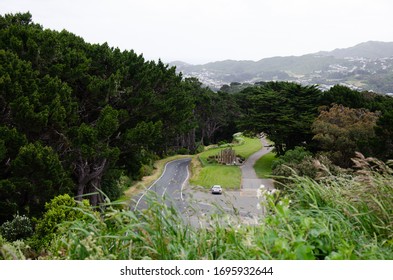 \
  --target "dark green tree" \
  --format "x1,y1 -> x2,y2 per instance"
237,82 -> 322,155
11,142 -> 73,216
0,12 -> 239,215
321,85 -> 370,109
